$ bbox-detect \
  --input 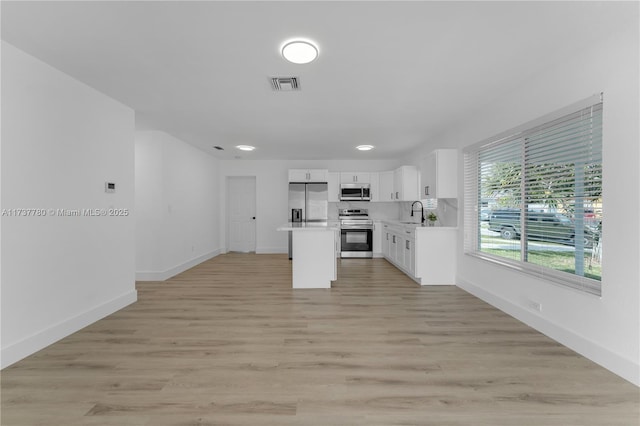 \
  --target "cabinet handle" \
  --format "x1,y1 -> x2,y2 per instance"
406,240 -> 410,250
390,192 -> 393,200
395,191 -> 399,199
392,235 -> 396,243
424,185 -> 429,196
